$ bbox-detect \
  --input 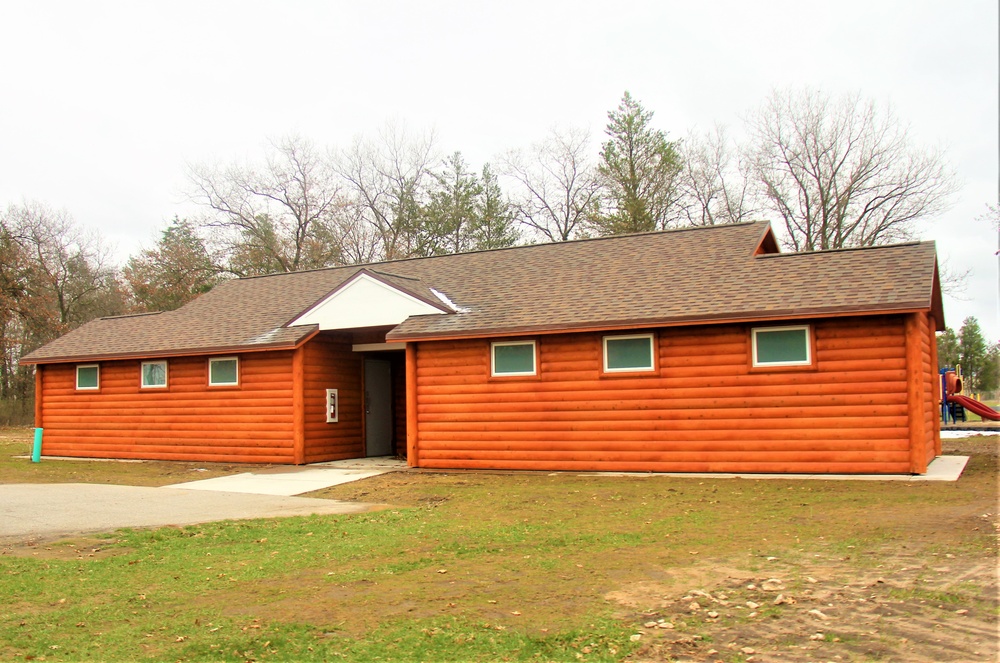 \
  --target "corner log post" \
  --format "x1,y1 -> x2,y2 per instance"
406,343 -> 419,467
905,313 -> 928,474
292,345 -> 305,465
928,315 -> 941,457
